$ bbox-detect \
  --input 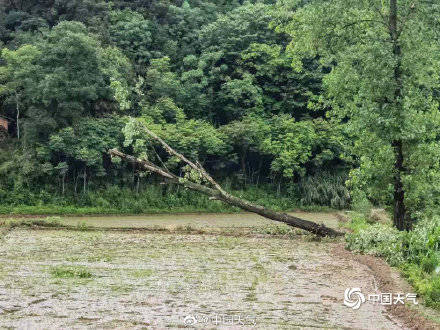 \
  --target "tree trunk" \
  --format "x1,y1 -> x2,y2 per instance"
241,149 -> 247,186
109,149 -> 343,237
83,168 -> 87,194
389,0 -> 411,230
277,176 -> 281,196
256,158 -> 262,186
15,93 -> 20,140
392,140 -> 408,230
74,171 -> 77,195
62,172 -> 66,196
